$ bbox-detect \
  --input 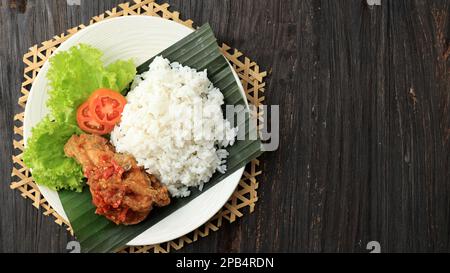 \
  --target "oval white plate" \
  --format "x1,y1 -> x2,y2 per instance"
23,16 -> 246,246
